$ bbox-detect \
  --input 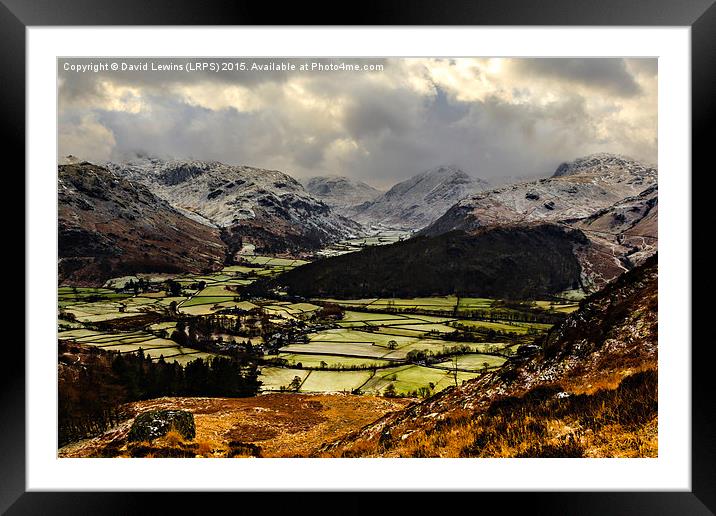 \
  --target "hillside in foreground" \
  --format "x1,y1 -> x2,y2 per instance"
318,255 -> 658,458
58,394 -> 411,458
